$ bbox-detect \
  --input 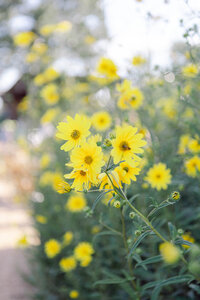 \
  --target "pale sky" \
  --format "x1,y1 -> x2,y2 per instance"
103,0 -> 200,69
